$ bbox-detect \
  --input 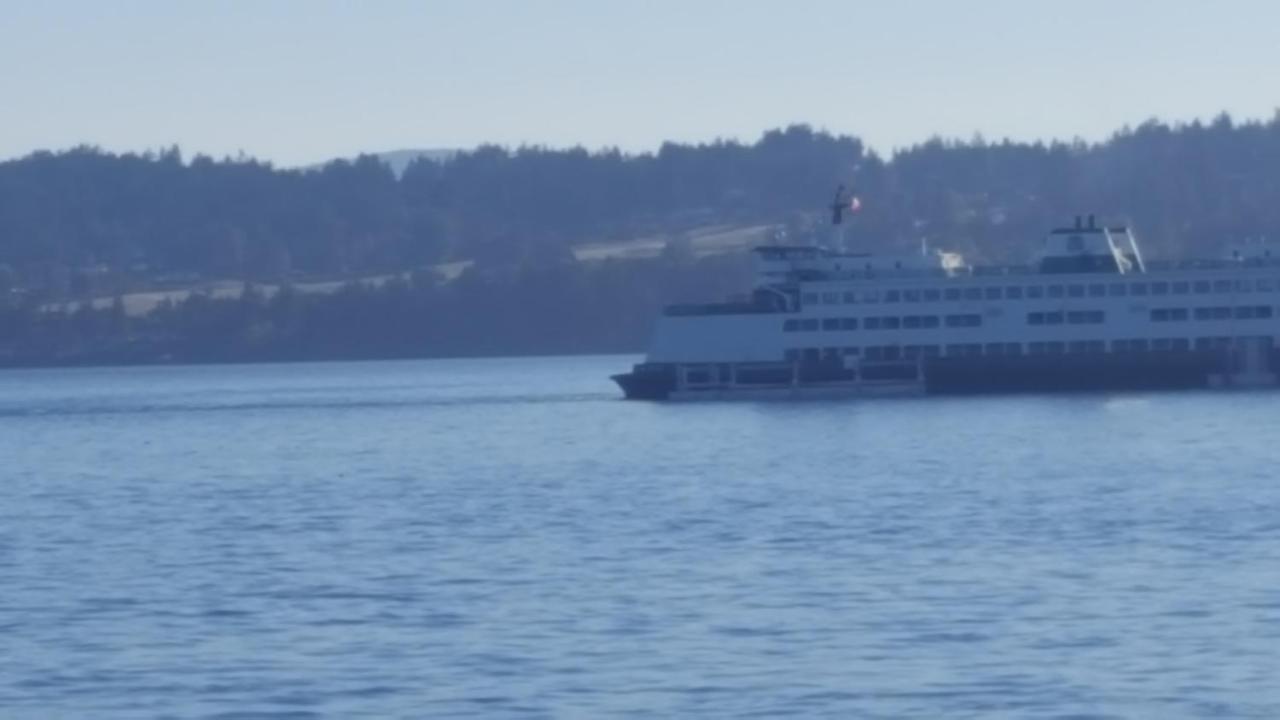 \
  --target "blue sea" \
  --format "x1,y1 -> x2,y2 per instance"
2,356 -> 1279,719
